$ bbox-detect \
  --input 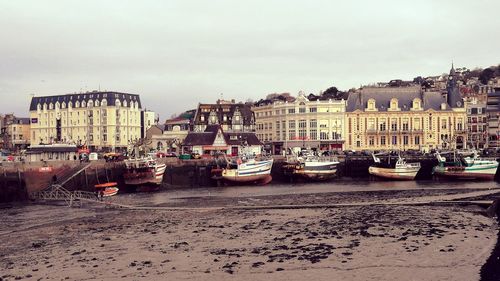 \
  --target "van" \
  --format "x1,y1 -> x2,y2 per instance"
89,152 -> 99,161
